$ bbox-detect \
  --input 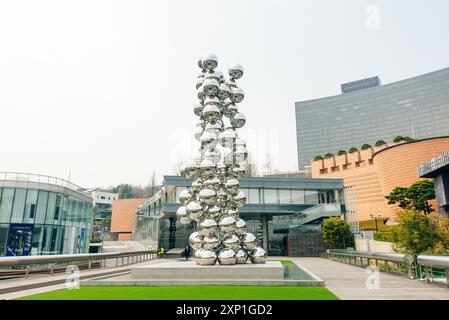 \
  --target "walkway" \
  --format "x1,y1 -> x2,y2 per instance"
293,257 -> 449,300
